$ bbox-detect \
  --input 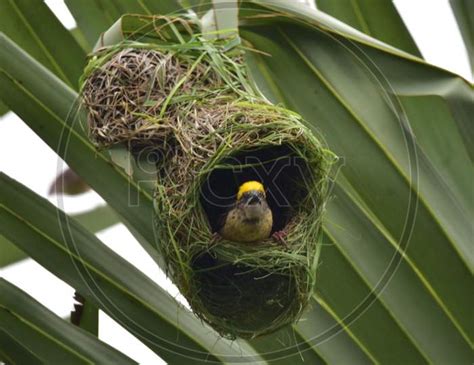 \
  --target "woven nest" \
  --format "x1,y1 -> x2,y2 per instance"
82,40 -> 336,339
